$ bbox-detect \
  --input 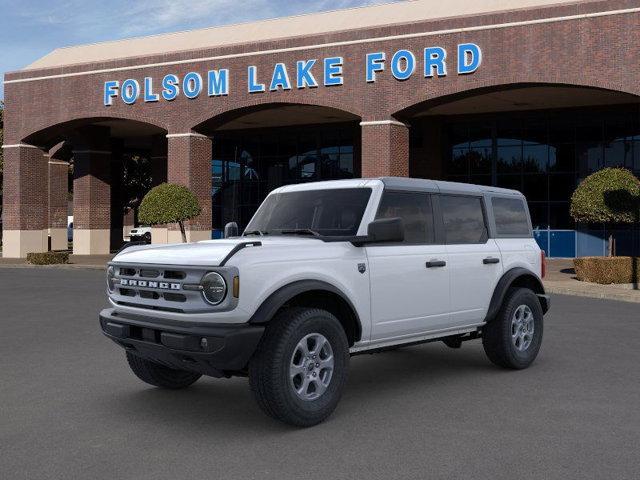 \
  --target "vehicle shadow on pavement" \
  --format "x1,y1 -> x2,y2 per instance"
101,343 -> 496,432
